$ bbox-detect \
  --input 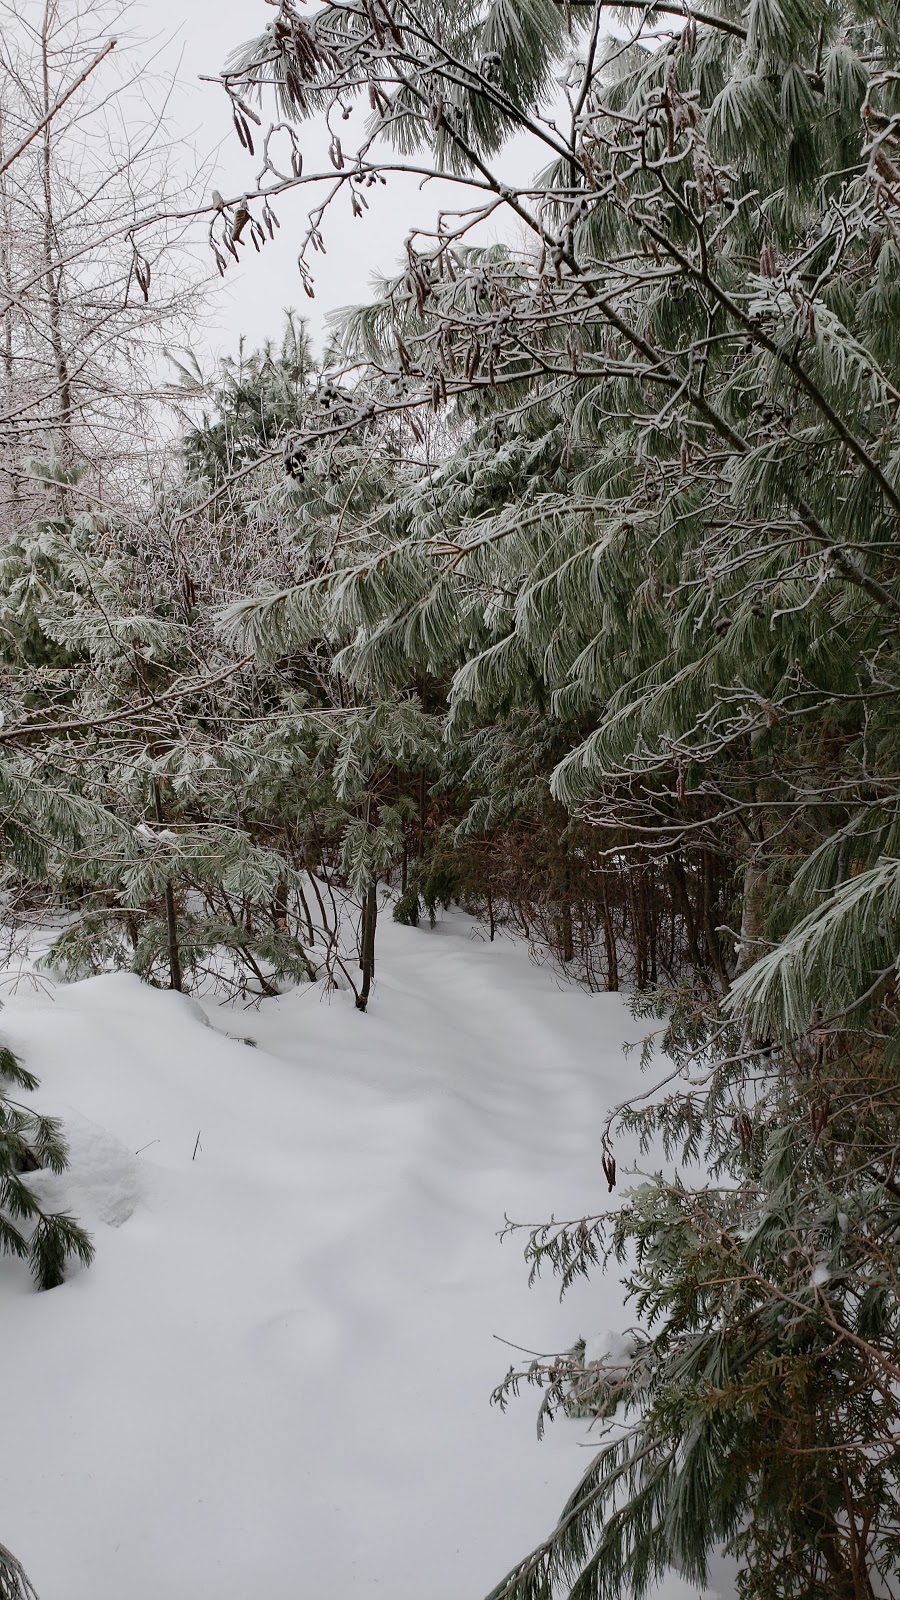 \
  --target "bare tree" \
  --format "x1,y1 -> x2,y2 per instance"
0,0 -> 212,531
